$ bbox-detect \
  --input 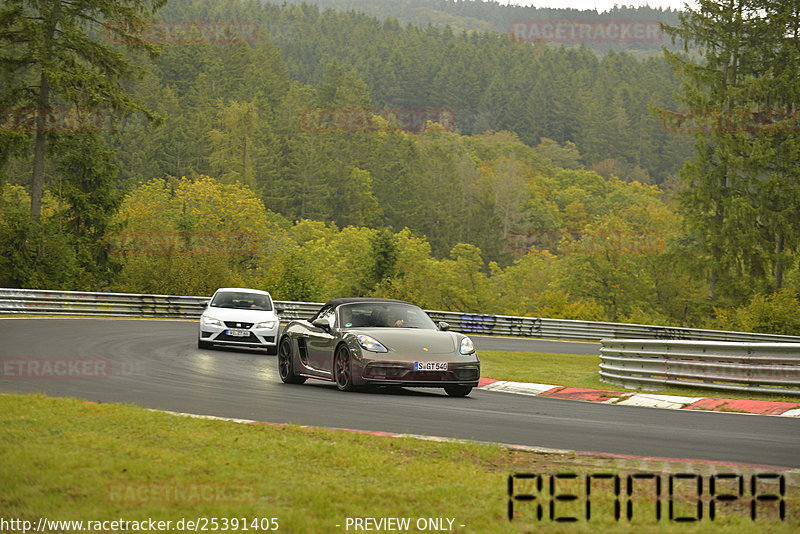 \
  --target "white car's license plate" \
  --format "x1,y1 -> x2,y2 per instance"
227,328 -> 250,337
414,361 -> 448,371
